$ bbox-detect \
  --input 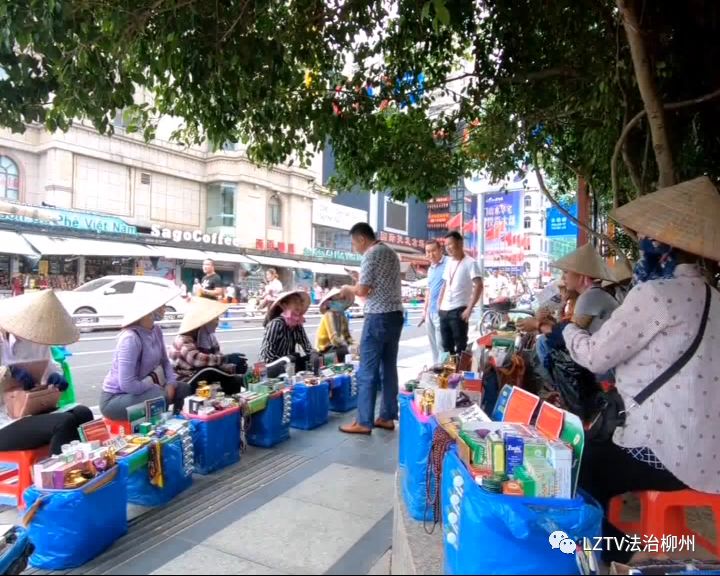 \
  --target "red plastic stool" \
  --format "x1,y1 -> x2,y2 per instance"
609,490 -> 720,557
103,418 -> 132,435
0,446 -> 50,509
